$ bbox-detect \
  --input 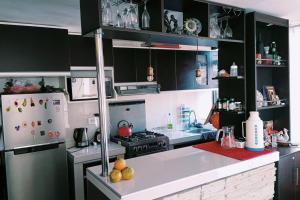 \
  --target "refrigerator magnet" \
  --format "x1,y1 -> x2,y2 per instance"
55,131 -> 60,138
5,106 -> 11,112
30,97 -> 35,107
22,98 -> 27,107
22,122 -> 28,128
39,99 -> 43,105
14,100 -> 18,107
31,121 -> 36,128
40,130 -> 46,136
18,107 -> 23,113
31,130 -> 36,135
37,121 -> 42,126
48,131 -> 53,139
14,125 -> 20,131
48,119 -> 52,124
